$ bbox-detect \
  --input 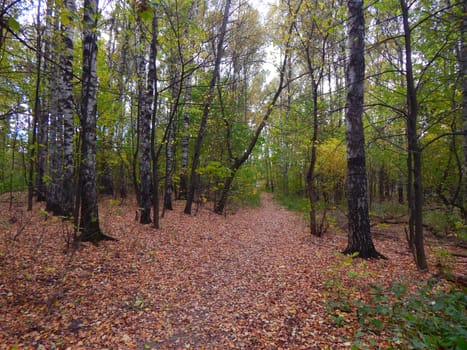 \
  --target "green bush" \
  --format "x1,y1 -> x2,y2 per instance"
352,281 -> 467,349
424,210 -> 467,241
